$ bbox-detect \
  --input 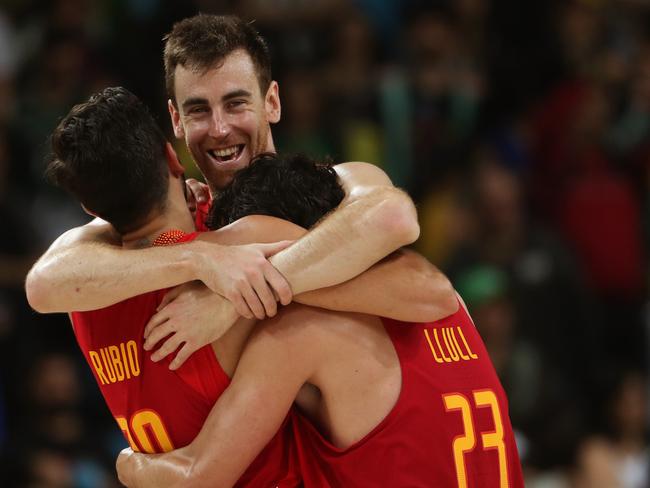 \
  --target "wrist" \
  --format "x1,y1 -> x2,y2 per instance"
269,254 -> 298,296
185,240 -> 218,283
